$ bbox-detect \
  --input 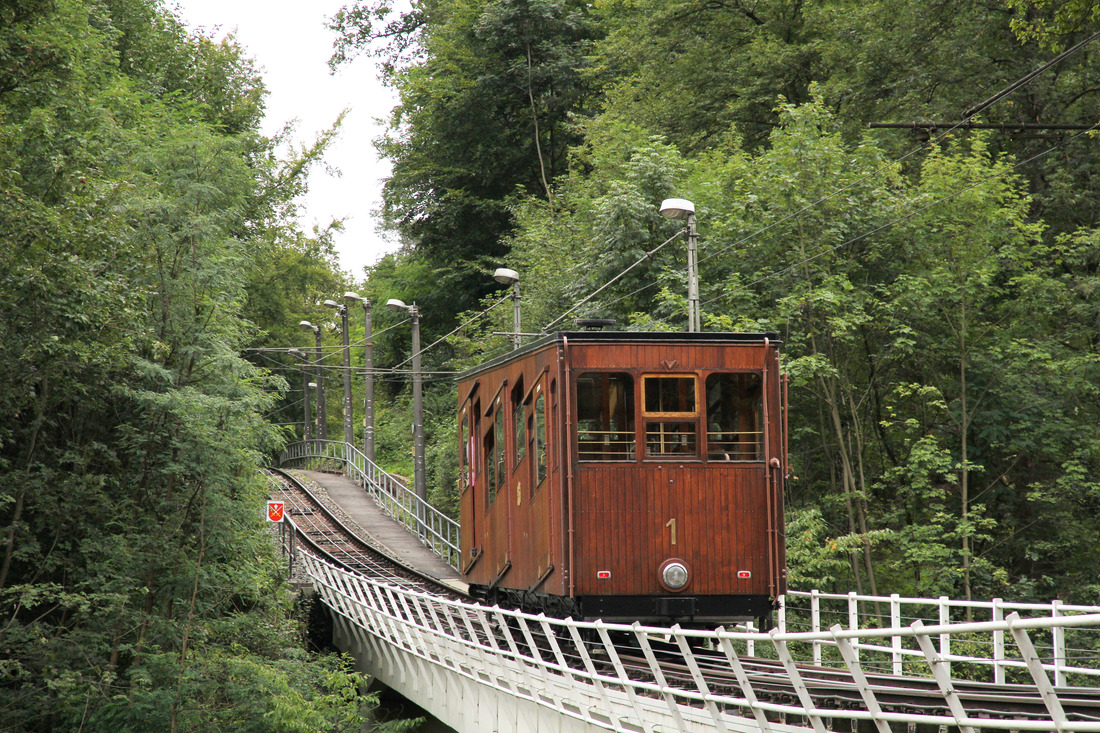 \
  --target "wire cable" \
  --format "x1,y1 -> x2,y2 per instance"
390,294 -> 511,370
532,37 -> 1100,333
539,230 -> 684,333
691,119 -> 1100,316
